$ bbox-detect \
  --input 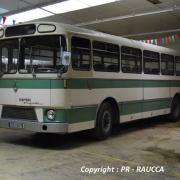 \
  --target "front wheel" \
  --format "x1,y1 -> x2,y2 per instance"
93,102 -> 113,140
169,96 -> 180,121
